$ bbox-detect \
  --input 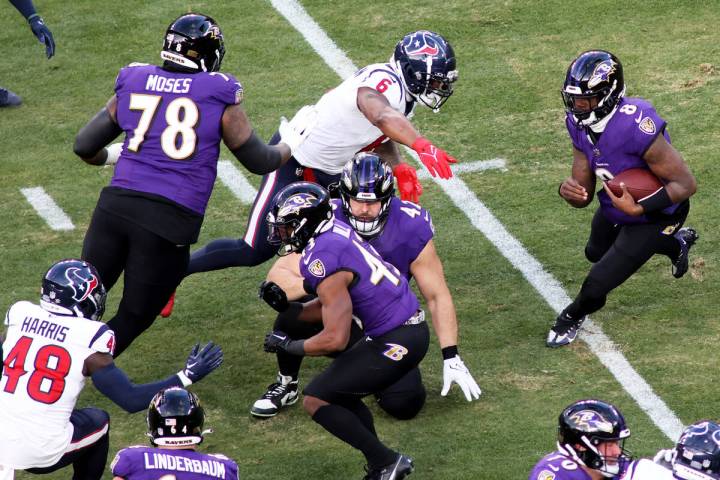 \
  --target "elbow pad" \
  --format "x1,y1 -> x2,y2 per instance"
74,108 -> 123,159
230,131 -> 282,174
